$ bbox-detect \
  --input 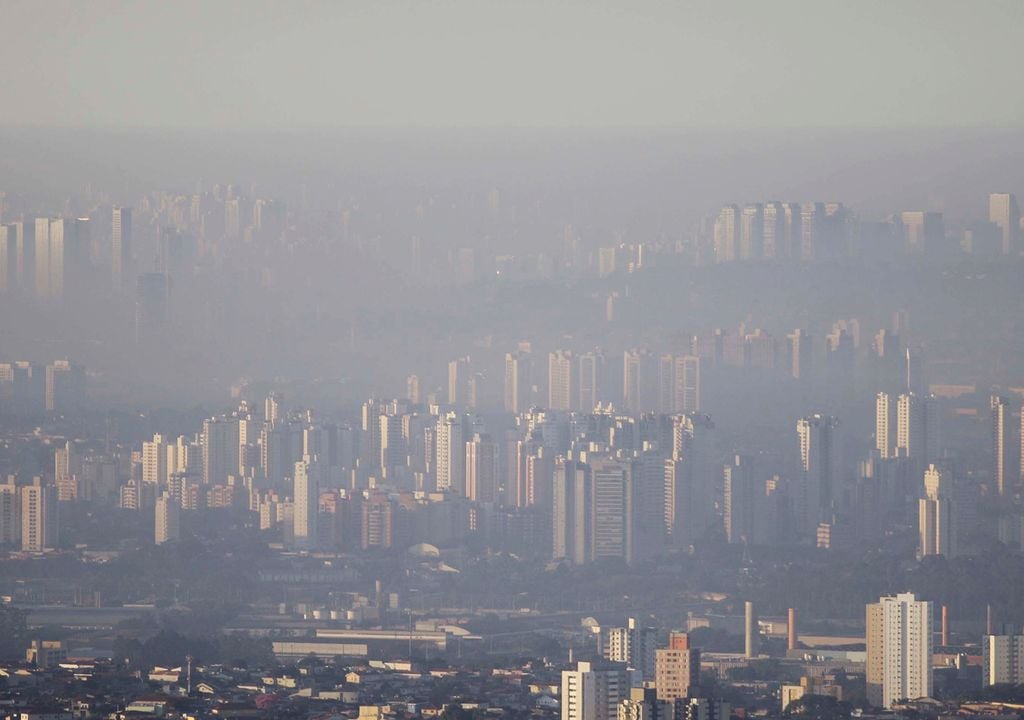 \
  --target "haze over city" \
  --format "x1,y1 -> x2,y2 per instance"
1,2 -> 1023,720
